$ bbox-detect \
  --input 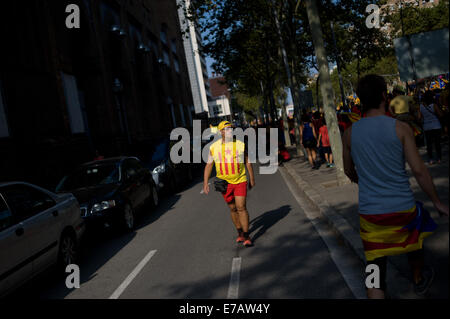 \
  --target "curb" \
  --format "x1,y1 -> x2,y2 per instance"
282,160 -> 366,263
281,157 -> 421,298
